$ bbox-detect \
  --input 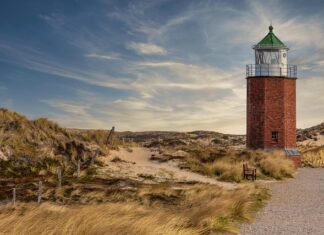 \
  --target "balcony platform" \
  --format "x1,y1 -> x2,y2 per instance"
246,64 -> 297,78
